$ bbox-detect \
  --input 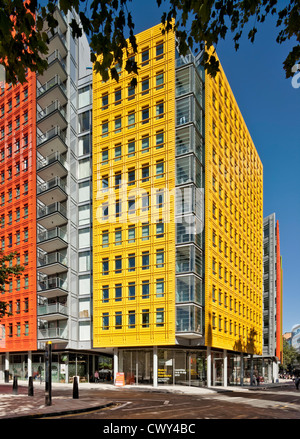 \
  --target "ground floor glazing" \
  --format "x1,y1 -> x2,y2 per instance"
0,347 -> 278,387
